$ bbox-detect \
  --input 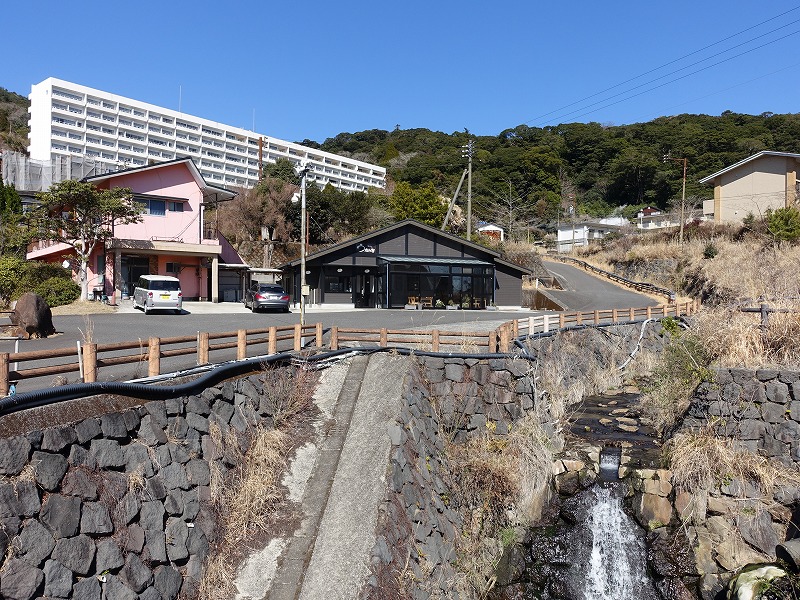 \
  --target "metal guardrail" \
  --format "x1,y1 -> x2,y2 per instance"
546,254 -> 673,300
